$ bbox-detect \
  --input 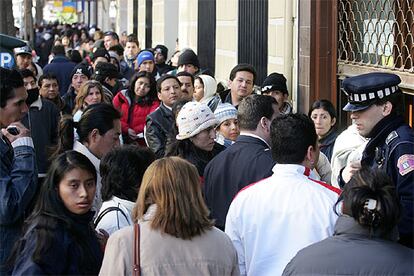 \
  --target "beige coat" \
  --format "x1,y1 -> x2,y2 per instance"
99,221 -> 239,276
